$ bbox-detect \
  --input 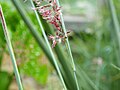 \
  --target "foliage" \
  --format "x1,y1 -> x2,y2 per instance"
0,1 -> 49,88
0,71 -> 12,90
0,0 -> 120,90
